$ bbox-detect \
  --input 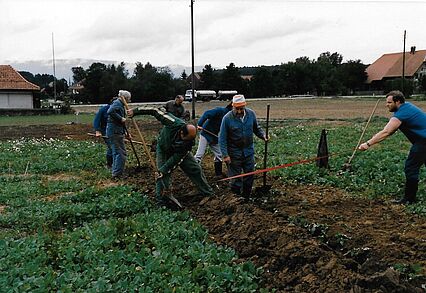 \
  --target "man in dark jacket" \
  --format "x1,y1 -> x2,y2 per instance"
106,90 -> 131,178
164,95 -> 190,121
128,106 -> 213,206
219,95 -> 267,198
93,98 -> 114,168
195,102 -> 232,177
359,90 -> 426,204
